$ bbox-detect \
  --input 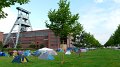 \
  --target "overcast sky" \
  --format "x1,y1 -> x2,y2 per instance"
0,0 -> 120,45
